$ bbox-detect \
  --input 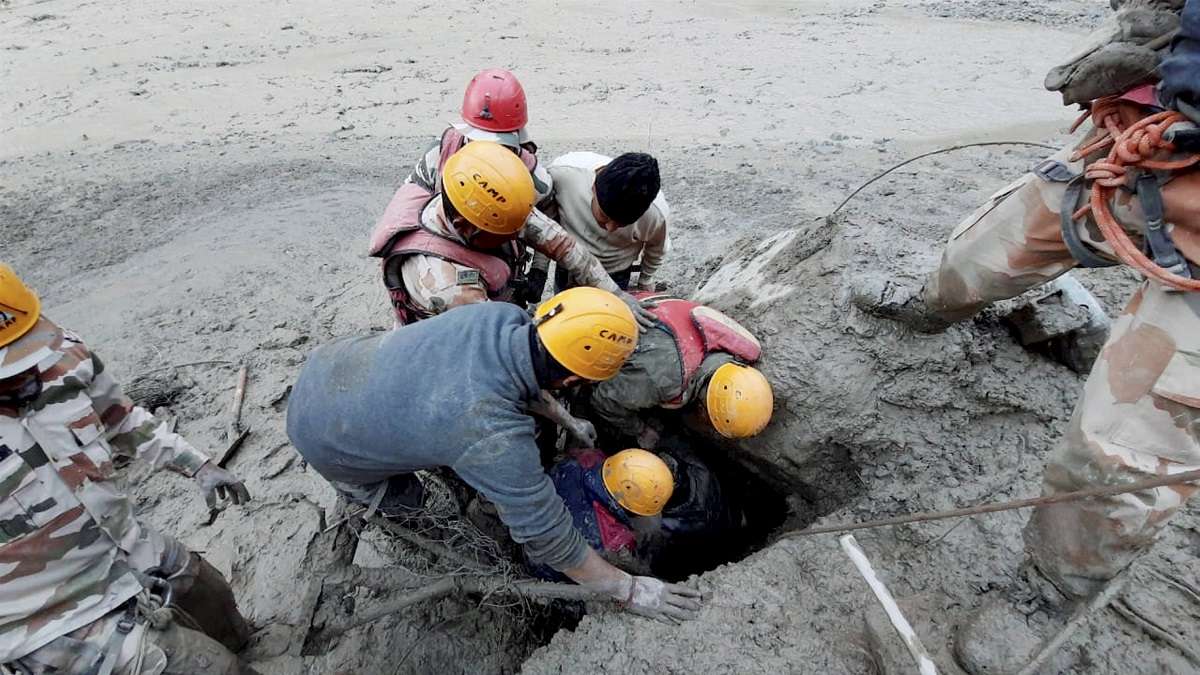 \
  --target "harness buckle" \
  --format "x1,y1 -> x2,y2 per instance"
1135,172 -> 1193,281
1033,159 -> 1078,184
